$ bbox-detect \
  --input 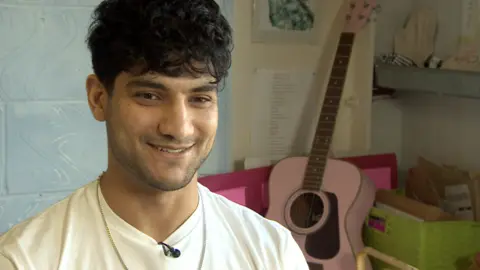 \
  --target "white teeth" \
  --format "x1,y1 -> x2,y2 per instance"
157,147 -> 185,153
